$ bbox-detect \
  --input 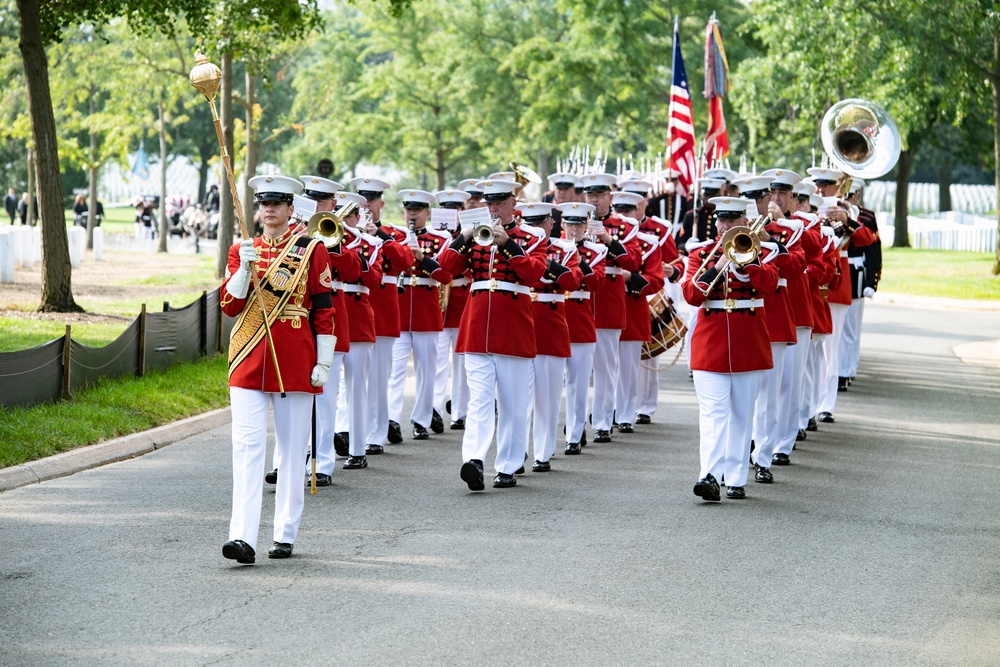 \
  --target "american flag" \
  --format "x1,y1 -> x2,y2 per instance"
666,18 -> 696,197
